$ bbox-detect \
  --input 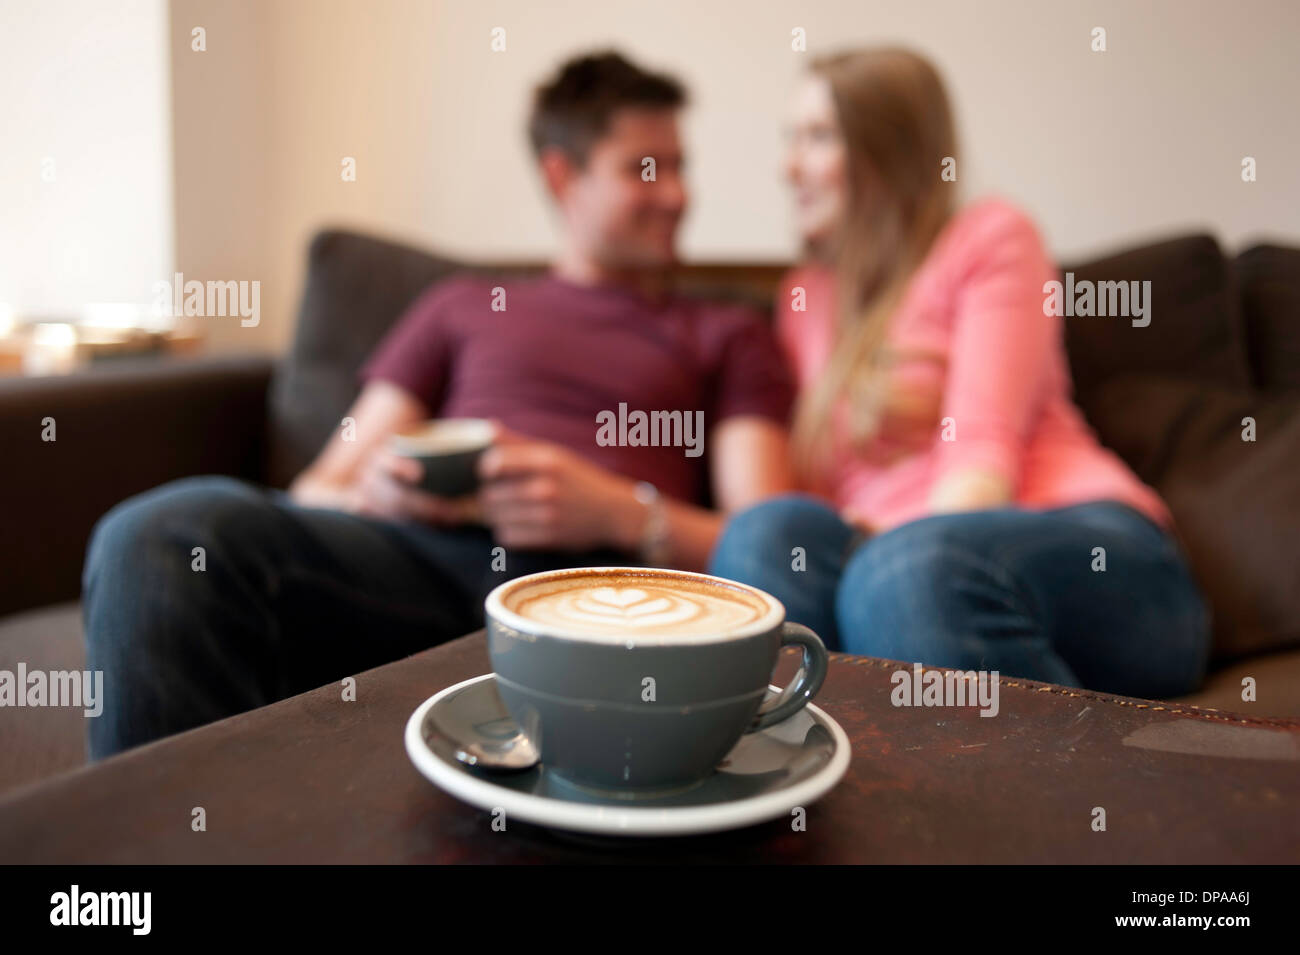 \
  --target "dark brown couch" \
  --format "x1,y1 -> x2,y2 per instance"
2,227 -> 1297,797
